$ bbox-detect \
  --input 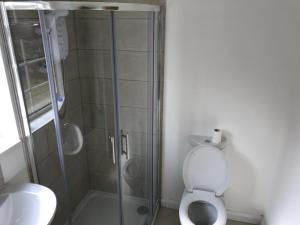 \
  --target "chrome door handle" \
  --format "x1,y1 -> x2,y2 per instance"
121,130 -> 130,160
109,135 -> 116,165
